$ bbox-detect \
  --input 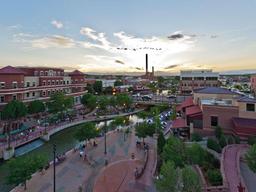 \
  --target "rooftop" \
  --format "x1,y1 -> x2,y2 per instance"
237,96 -> 256,103
0,66 -> 25,74
194,87 -> 239,95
